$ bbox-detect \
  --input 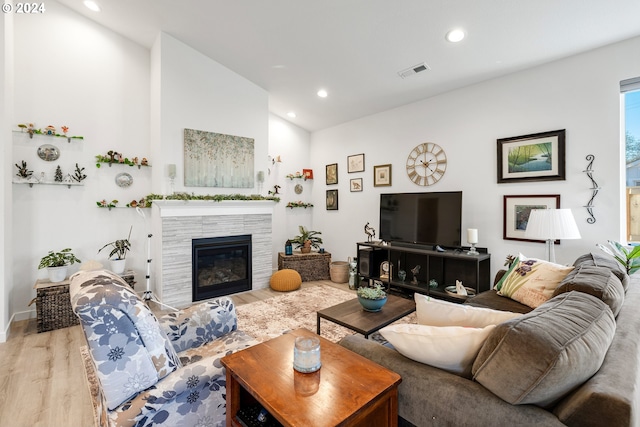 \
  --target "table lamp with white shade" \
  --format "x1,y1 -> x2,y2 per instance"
524,208 -> 581,263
